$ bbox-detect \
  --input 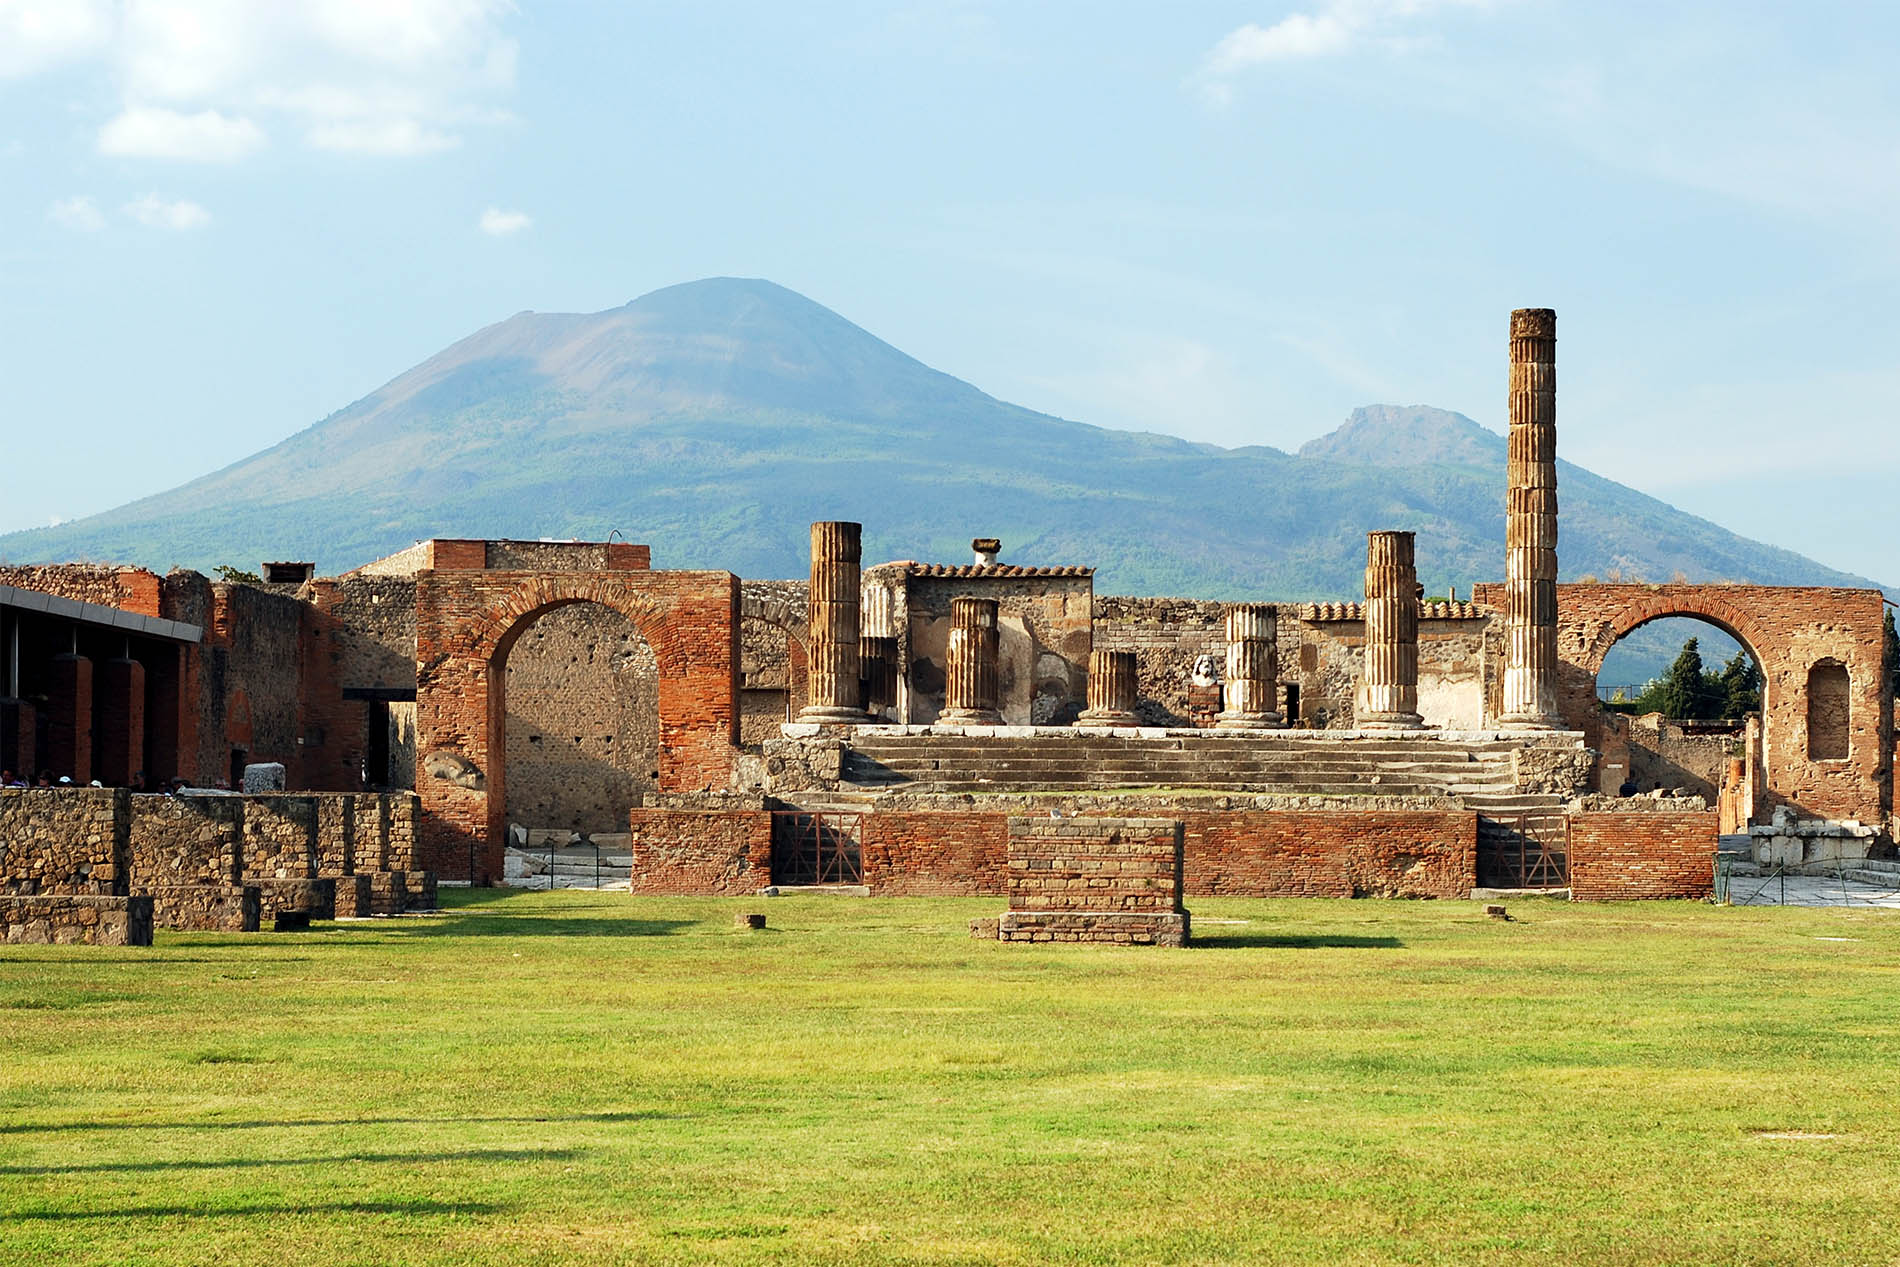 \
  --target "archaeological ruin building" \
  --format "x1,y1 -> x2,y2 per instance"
3,309 -> 1893,943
